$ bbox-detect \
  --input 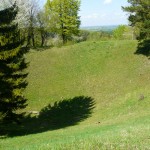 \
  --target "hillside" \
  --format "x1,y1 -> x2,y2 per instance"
0,40 -> 150,149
